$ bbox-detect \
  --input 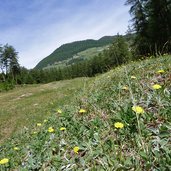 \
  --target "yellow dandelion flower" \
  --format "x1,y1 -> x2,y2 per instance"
0,158 -> 9,165
37,123 -> 42,126
44,119 -> 48,123
114,122 -> 124,129
79,109 -> 86,113
48,127 -> 54,133
14,147 -> 19,151
73,146 -> 80,154
132,106 -> 145,114
131,76 -> 136,79
57,109 -> 62,114
157,70 -> 165,74
152,84 -> 162,90
122,86 -> 129,90
60,127 -> 66,131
